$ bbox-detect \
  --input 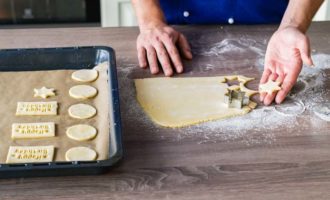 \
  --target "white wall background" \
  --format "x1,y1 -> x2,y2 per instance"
101,0 -> 330,27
